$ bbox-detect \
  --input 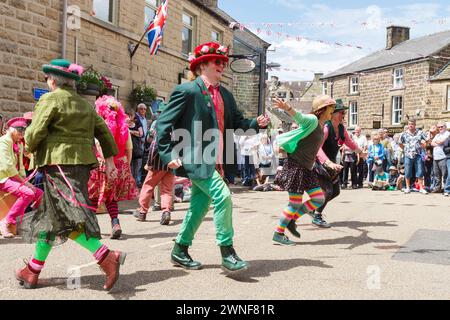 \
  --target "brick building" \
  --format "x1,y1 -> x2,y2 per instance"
321,26 -> 450,134
0,0 -> 267,120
